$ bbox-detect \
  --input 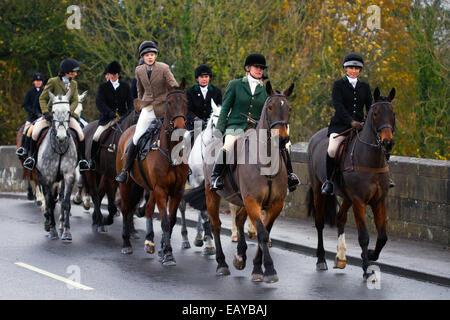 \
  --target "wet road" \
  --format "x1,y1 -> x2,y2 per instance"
0,197 -> 448,300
